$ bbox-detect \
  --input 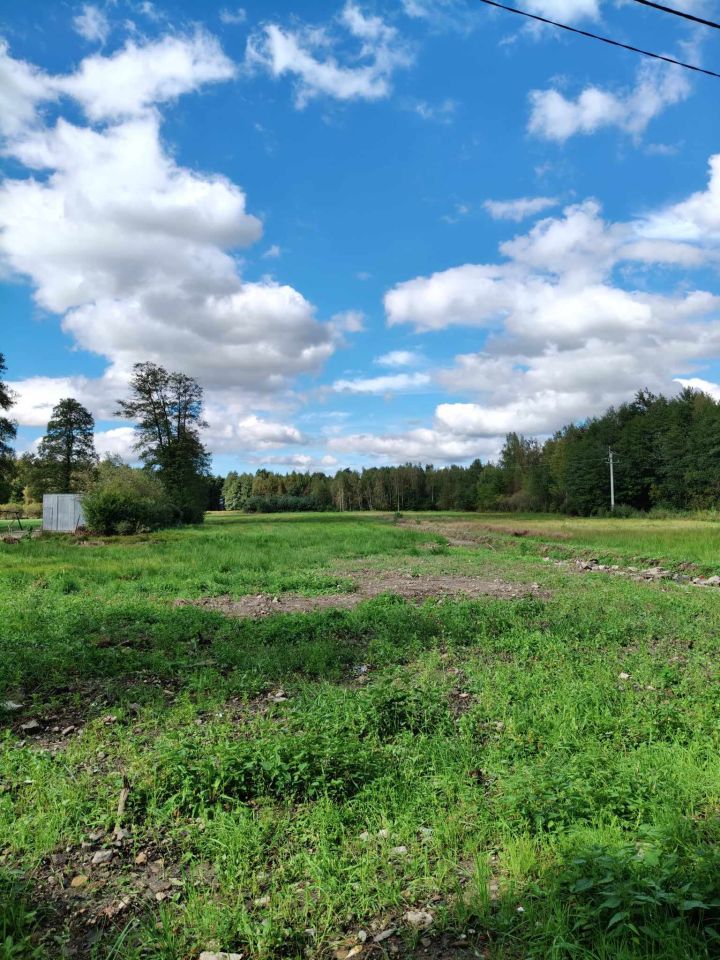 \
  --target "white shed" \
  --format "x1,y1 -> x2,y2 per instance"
42,494 -> 86,533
